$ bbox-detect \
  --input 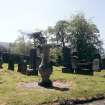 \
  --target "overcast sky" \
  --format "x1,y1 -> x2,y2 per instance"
0,0 -> 105,46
